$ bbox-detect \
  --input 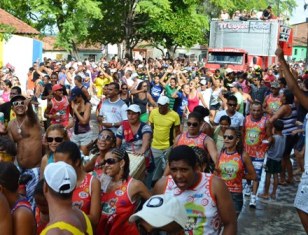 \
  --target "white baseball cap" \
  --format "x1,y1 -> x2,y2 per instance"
44,161 -> 77,194
225,68 -> 233,74
157,96 -> 170,105
127,104 -> 141,113
129,194 -> 187,229
200,79 -> 207,85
